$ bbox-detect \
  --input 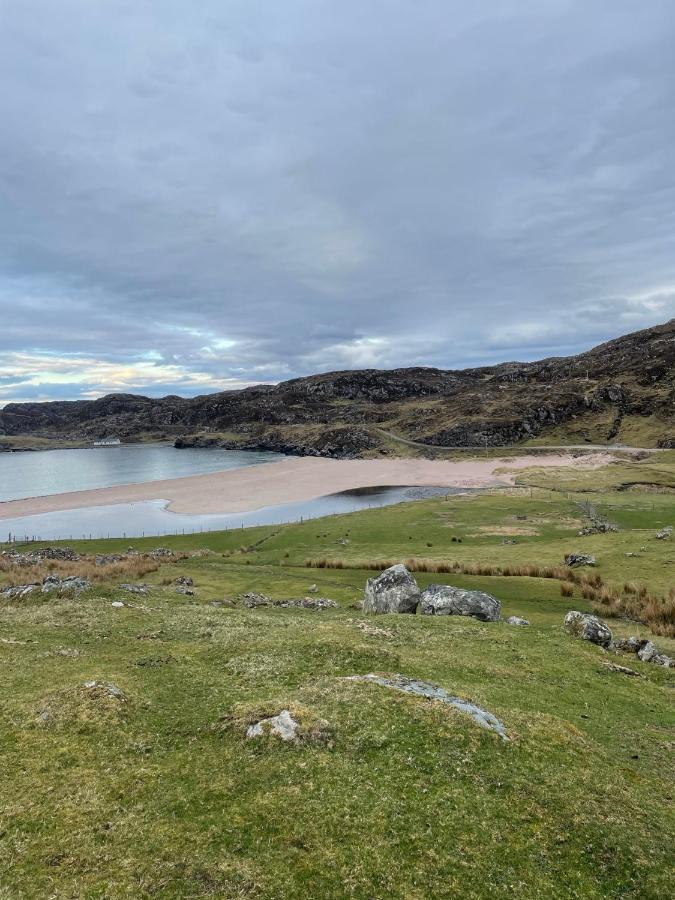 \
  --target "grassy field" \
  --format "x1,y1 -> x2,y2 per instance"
1,466 -> 674,898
